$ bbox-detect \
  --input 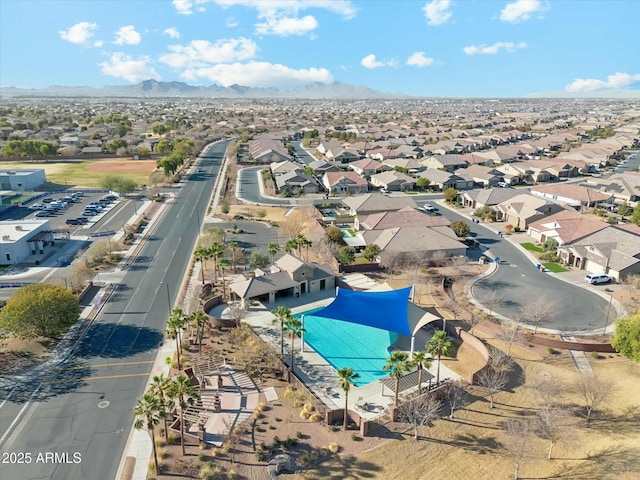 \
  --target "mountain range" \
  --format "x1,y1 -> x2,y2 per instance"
0,80 -> 408,99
